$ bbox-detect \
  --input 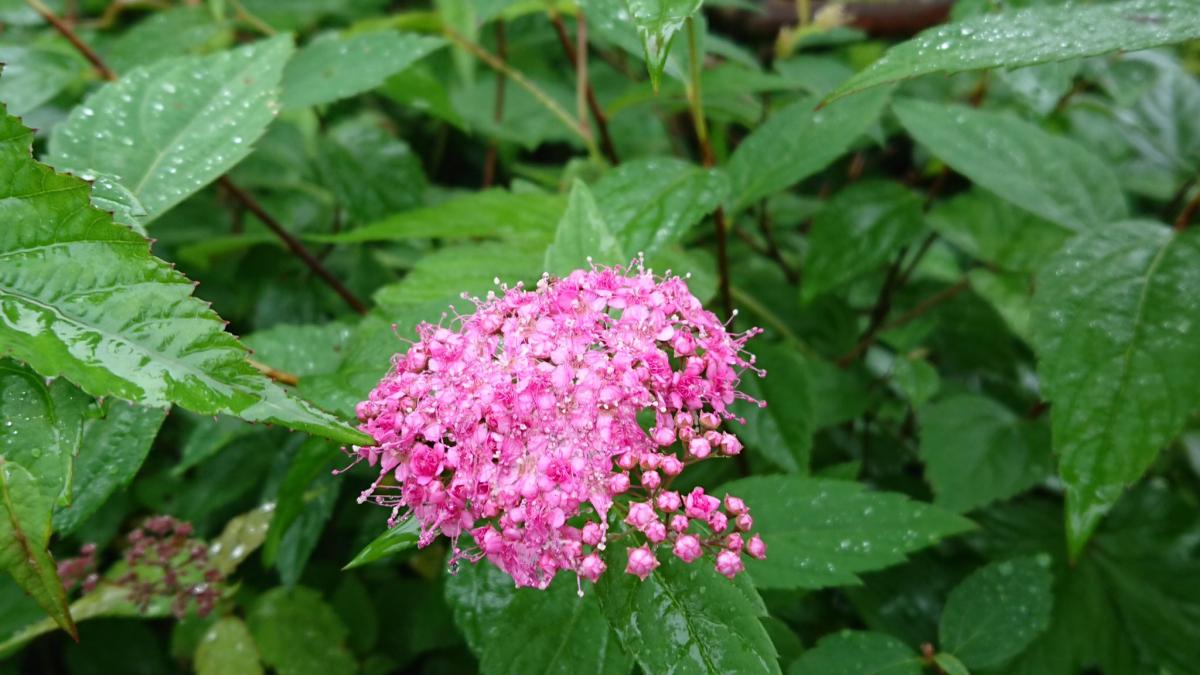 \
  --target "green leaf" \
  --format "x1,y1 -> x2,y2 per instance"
52,401 -> 166,535
0,108 -> 368,446
373,241 -> 543,312
102,6 -> 230,73
621,0 -> 703,90
789,631 -> 922,675
48,35 -> 294,222
311,189 -> 565,244
918,394 -> 1052,514
591,157 -> 728,258
0,362 -> 89,507
315,115 -> 425,226
480,576 -> 632,675
826,0 -> 1200,102
967,268 -> 1034,343
0,44 -> 84,116
716,476 -> 973,589
802,181 -> 925,303
726,88 -> 890,211
195,617 -> 264,675
0,459 -> 74,639
248,586 -> 356,675
444,561 -> 517,655
210,503 -> 275,576
597,544 -> 780,675
1031,221 -> 1200,556
343,517 -> 420,570
281,30 -> 445,109
939,555 -> 1054,669
0,583 -> 146,655
263,439 -> 337,566
273,472 -> 338,586
928,190 -> 1071,274
731,345 -> 812,473
894,99 -> 1127,232
932,652 -> 970,675
545,180 -> 626,275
